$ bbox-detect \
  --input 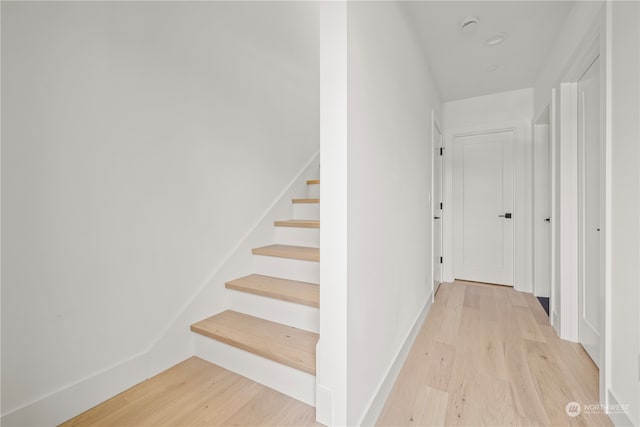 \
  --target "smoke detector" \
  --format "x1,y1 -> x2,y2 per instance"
460,16 -> 479,31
